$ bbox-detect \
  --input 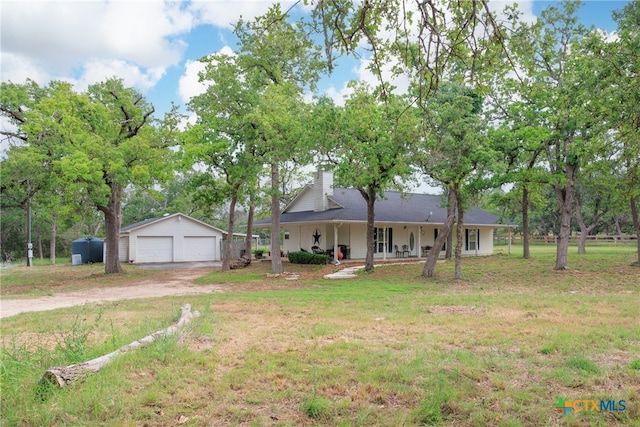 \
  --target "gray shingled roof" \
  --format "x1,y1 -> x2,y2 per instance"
255,188 -> 509,226
121,216 -> 164,232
